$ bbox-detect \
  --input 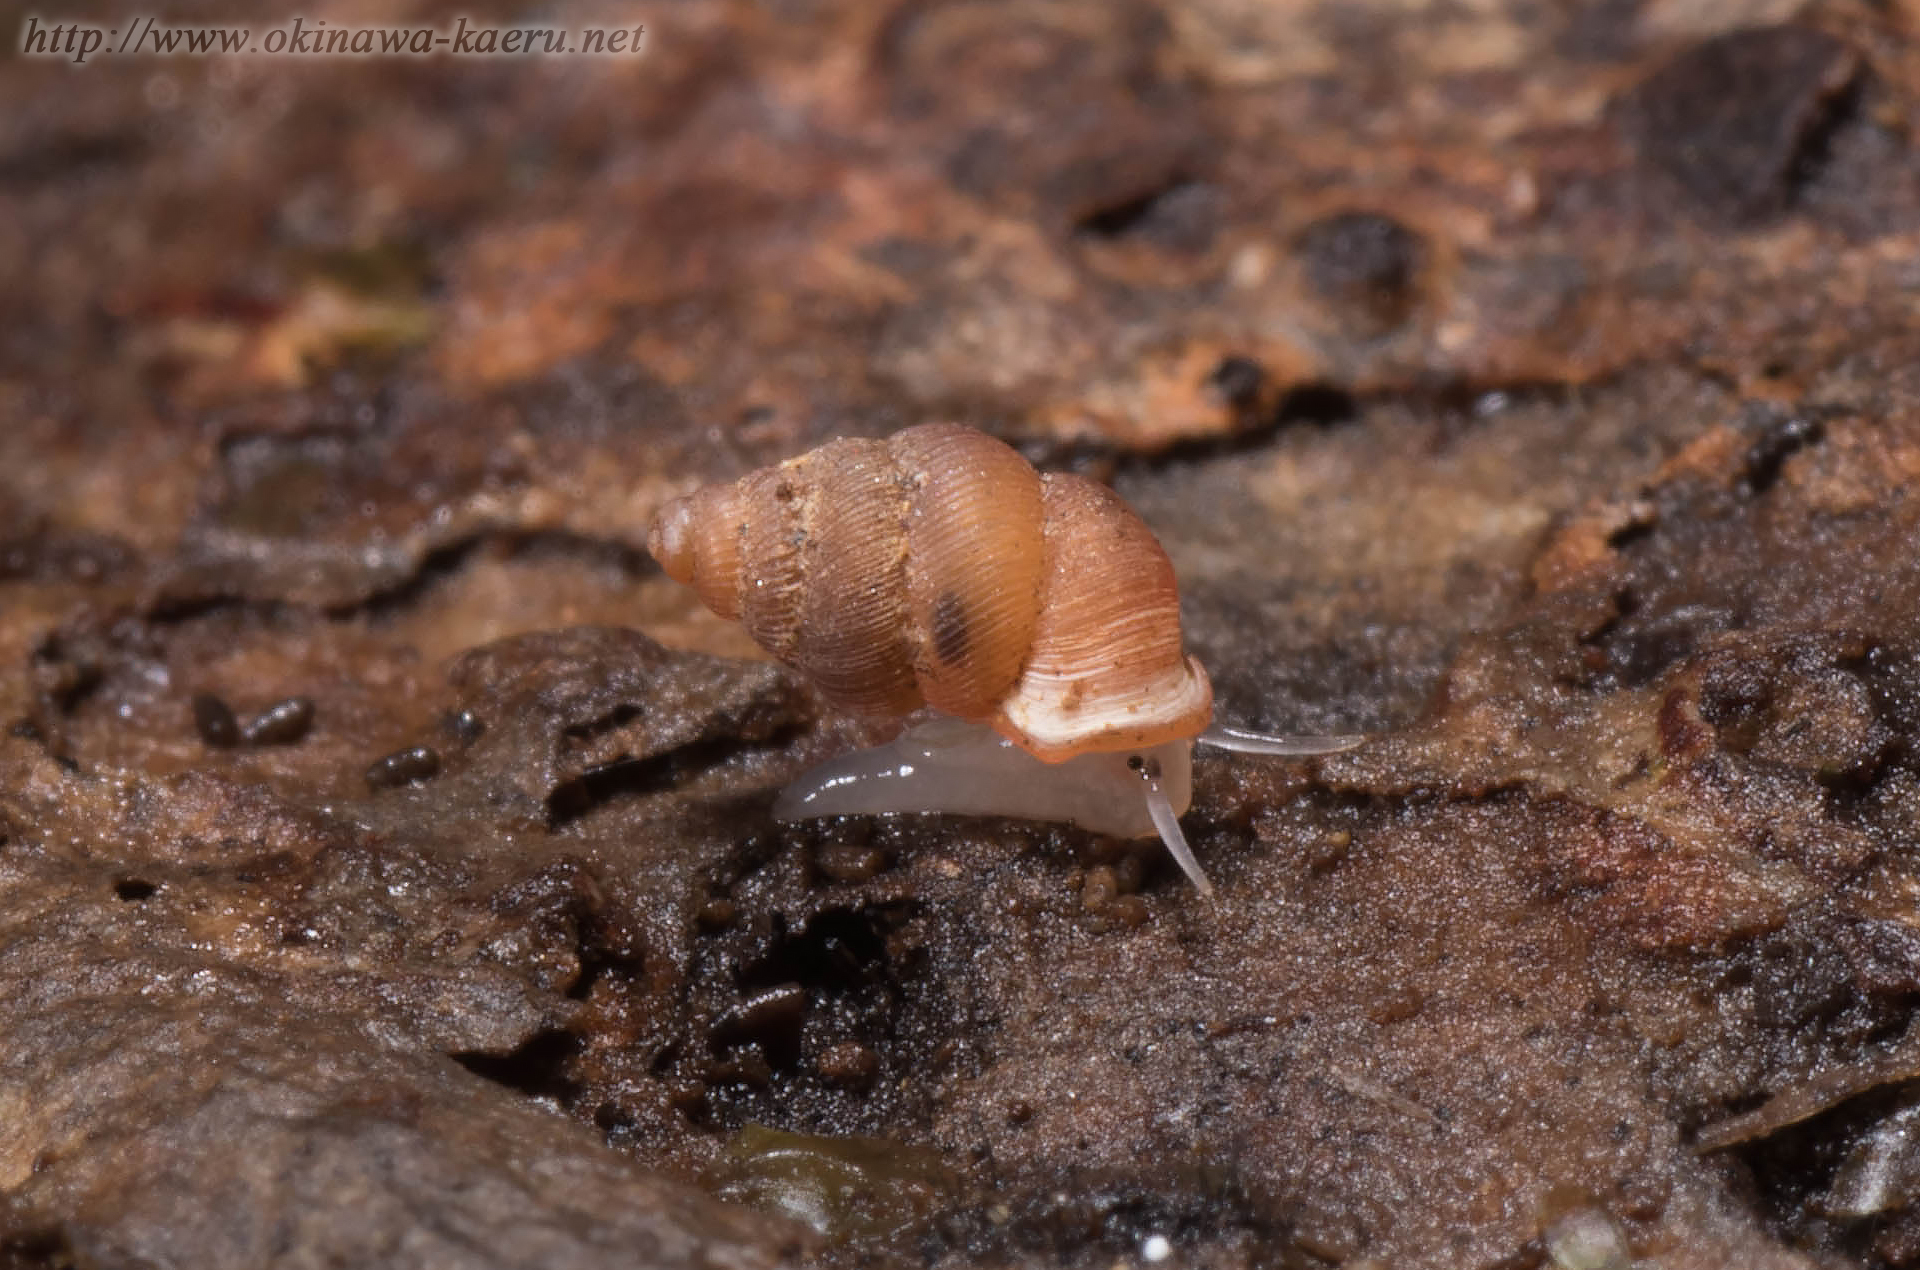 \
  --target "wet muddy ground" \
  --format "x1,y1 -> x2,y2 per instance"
5,1 -> 1920,1266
